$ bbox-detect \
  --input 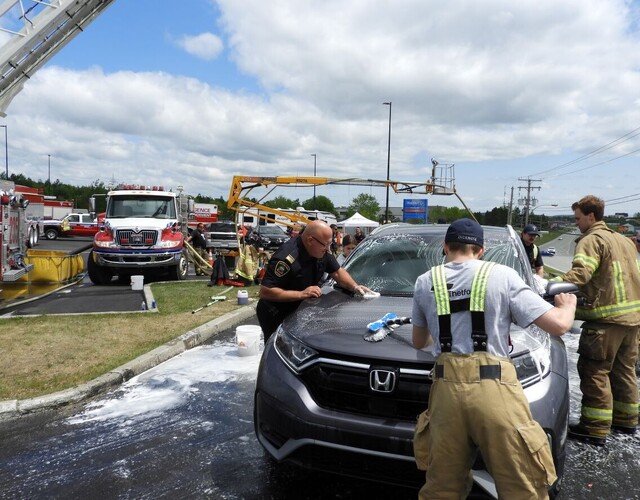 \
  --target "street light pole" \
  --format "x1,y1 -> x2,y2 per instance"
0,125 -> 7,178
529,204 -> 559,229
311,153 -> 317,206
48,154 -> 51,185
383,101 -> 392,223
